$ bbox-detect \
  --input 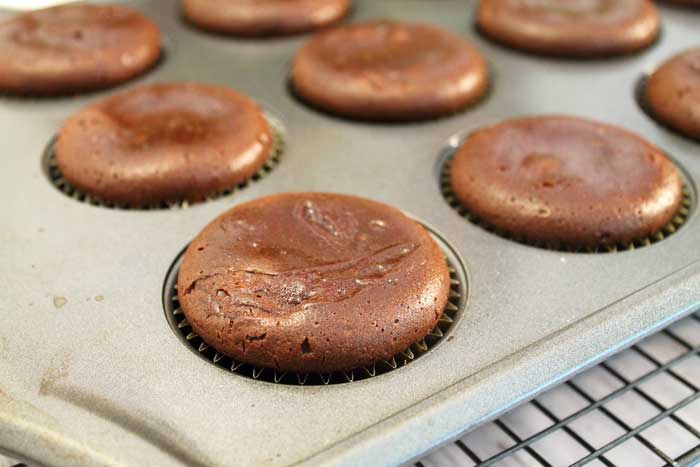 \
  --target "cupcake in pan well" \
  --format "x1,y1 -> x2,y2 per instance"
645,48 -> 700,140
0,3 -> 161,95
55,82 -> 276,208
291,21 -> 488,121
448,116 -> 684,250
182,0 -> 350,37
177,193 -> 451,374
476,0 -> 659,58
